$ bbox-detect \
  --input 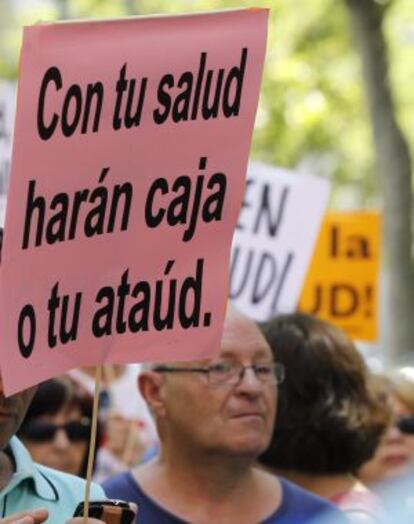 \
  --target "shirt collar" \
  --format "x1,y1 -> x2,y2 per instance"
2,437 -> 58,501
